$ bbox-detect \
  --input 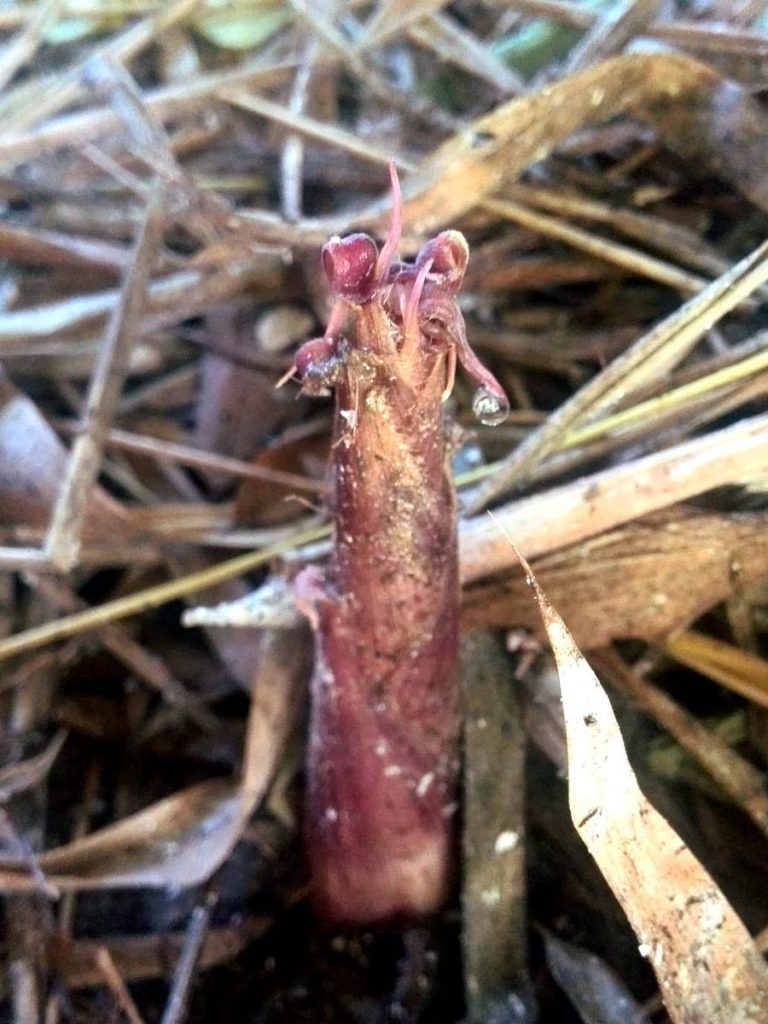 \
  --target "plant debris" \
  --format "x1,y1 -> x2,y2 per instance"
1,2 -> 768,1022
